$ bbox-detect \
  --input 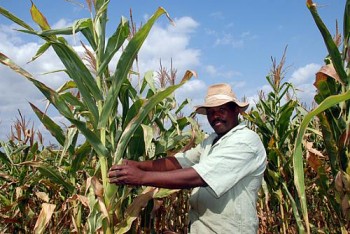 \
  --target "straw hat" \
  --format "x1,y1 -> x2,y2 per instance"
195,83 -> 249,115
